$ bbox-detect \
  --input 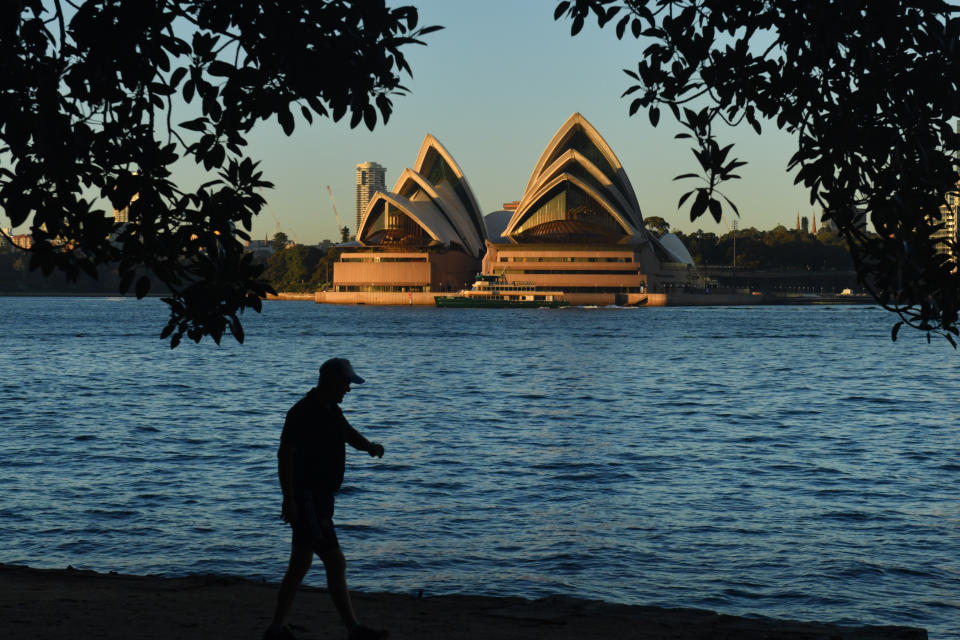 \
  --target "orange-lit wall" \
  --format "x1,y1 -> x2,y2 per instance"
334,249 -> 479,293
482,242 -> 647,296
